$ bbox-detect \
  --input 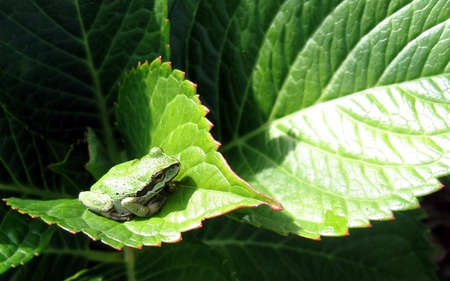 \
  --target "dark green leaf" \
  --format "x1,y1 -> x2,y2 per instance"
0,0 -> 169,144
188,209 -> 437,281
